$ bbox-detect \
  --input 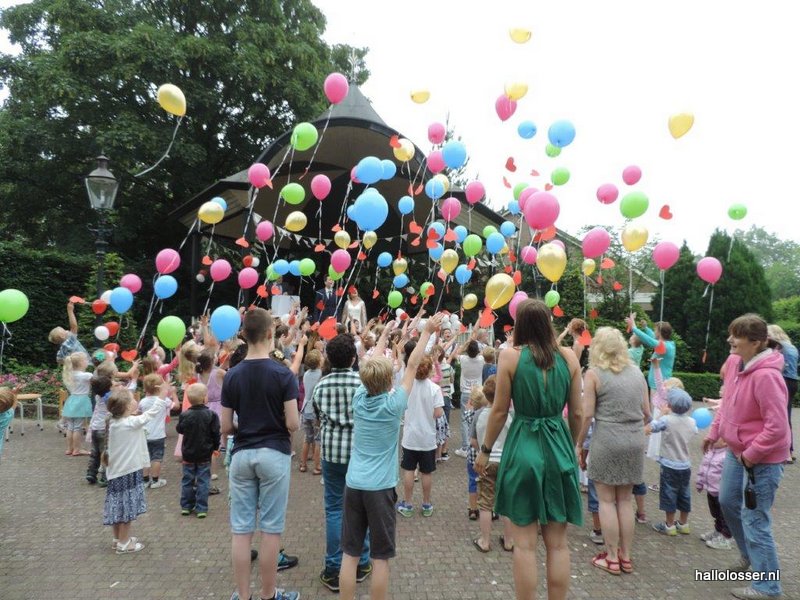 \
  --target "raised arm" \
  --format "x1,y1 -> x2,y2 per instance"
401,314 -> 443,395
289,335 -> 308,375
67,301 -> 78,334
373,320 -> 398,358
